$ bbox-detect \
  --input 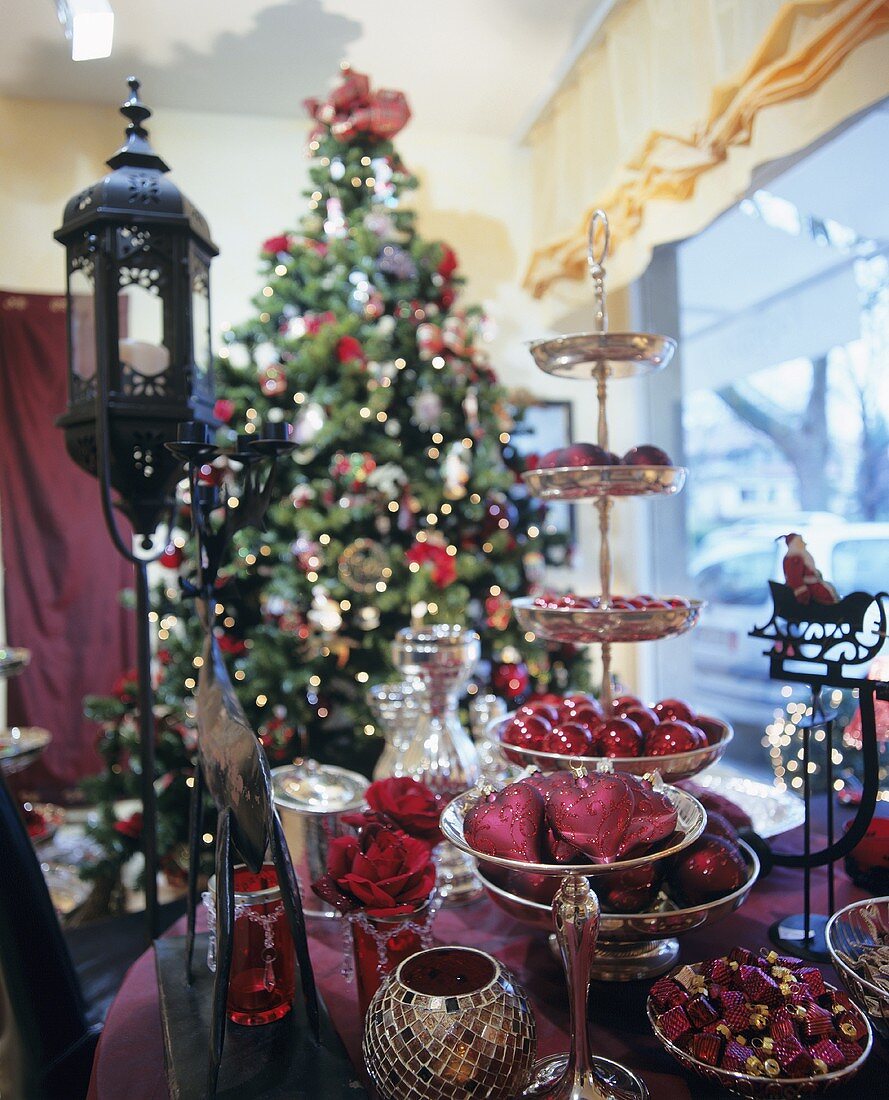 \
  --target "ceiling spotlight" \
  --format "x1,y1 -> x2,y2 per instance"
56,0 -> 114,61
